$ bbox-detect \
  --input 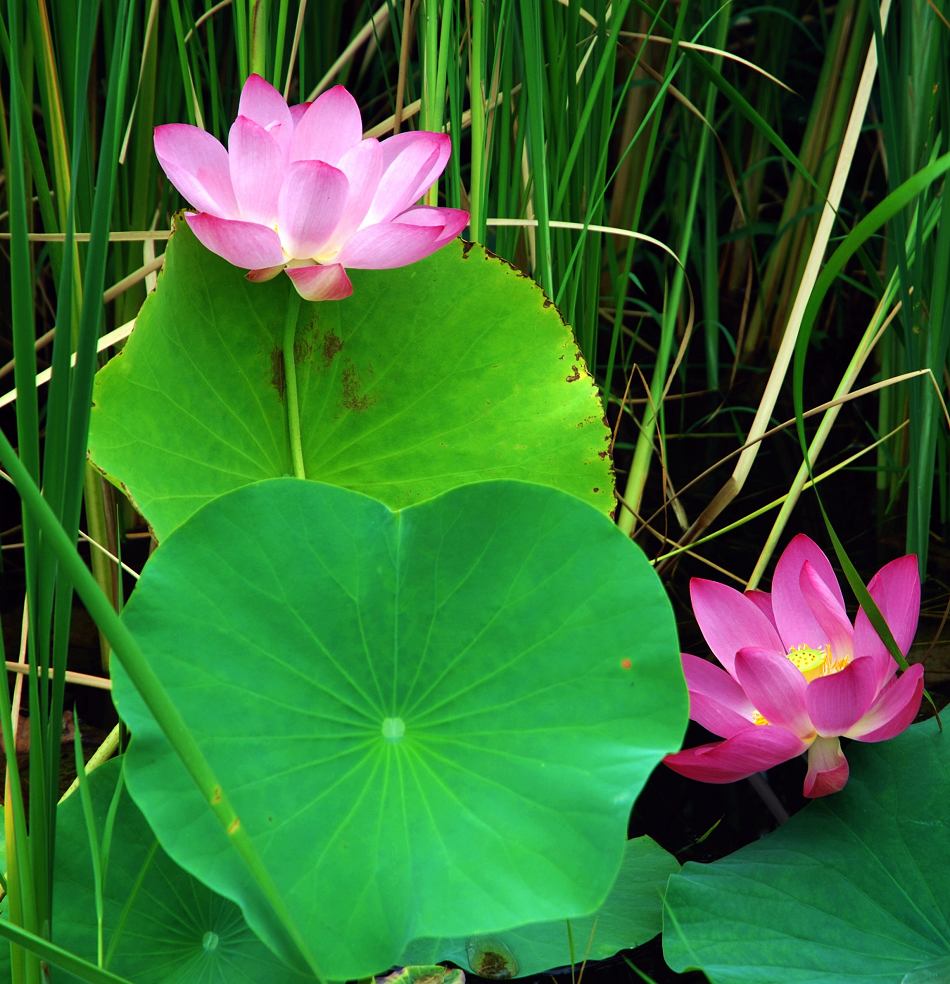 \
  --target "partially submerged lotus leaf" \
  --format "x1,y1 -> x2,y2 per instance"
378,966 -> 465,984
466,939 -> 518,979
